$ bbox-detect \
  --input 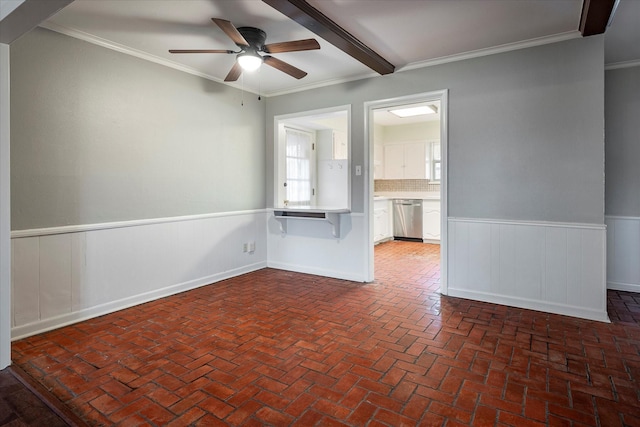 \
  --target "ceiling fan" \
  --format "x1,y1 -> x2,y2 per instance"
169,18 -> 320,82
